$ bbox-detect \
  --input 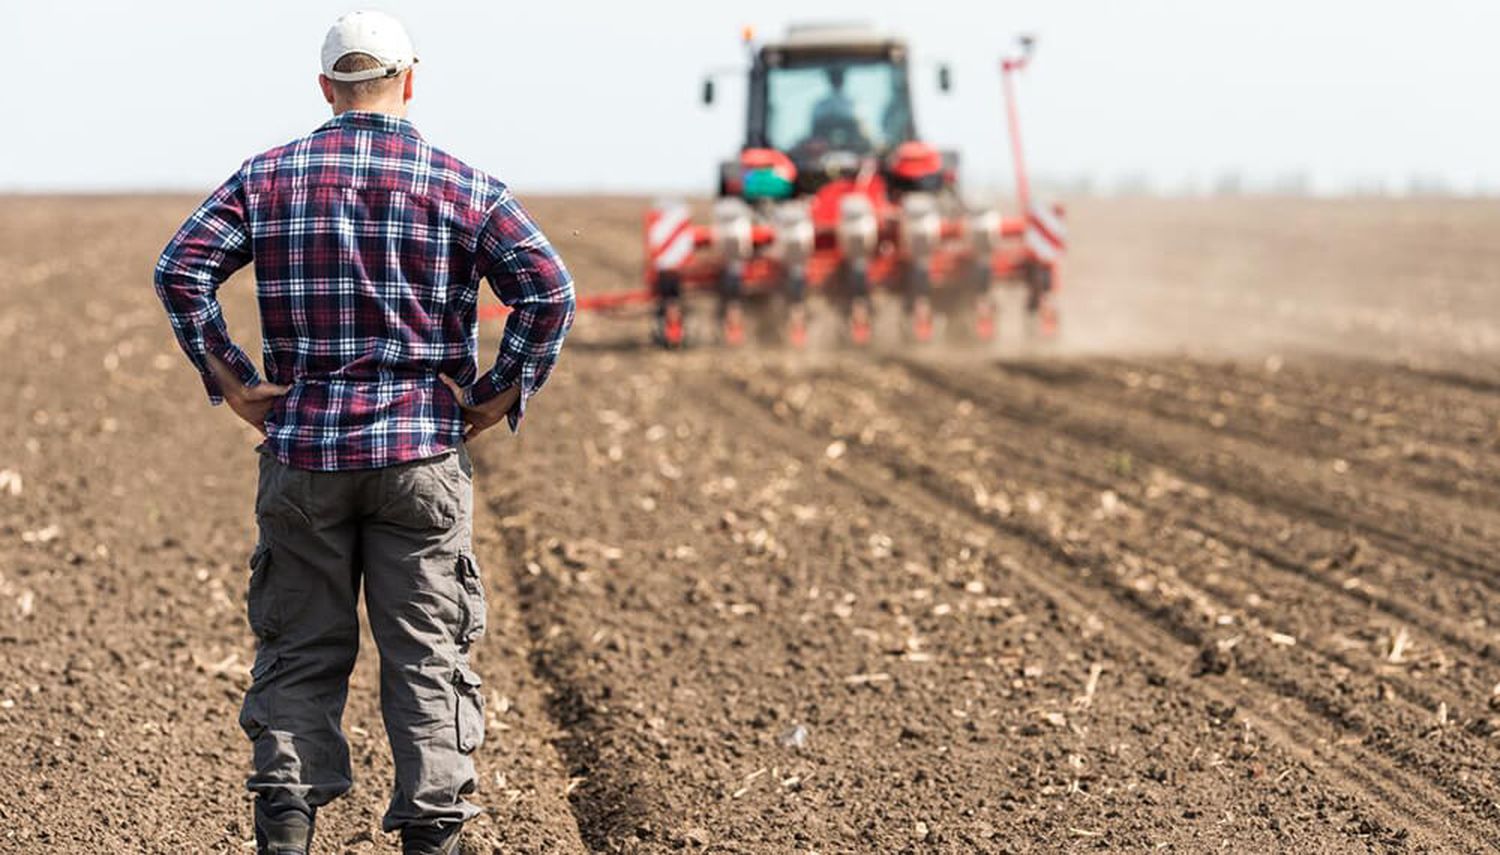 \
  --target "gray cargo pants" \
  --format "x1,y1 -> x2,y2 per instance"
240,445 -> 486,832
